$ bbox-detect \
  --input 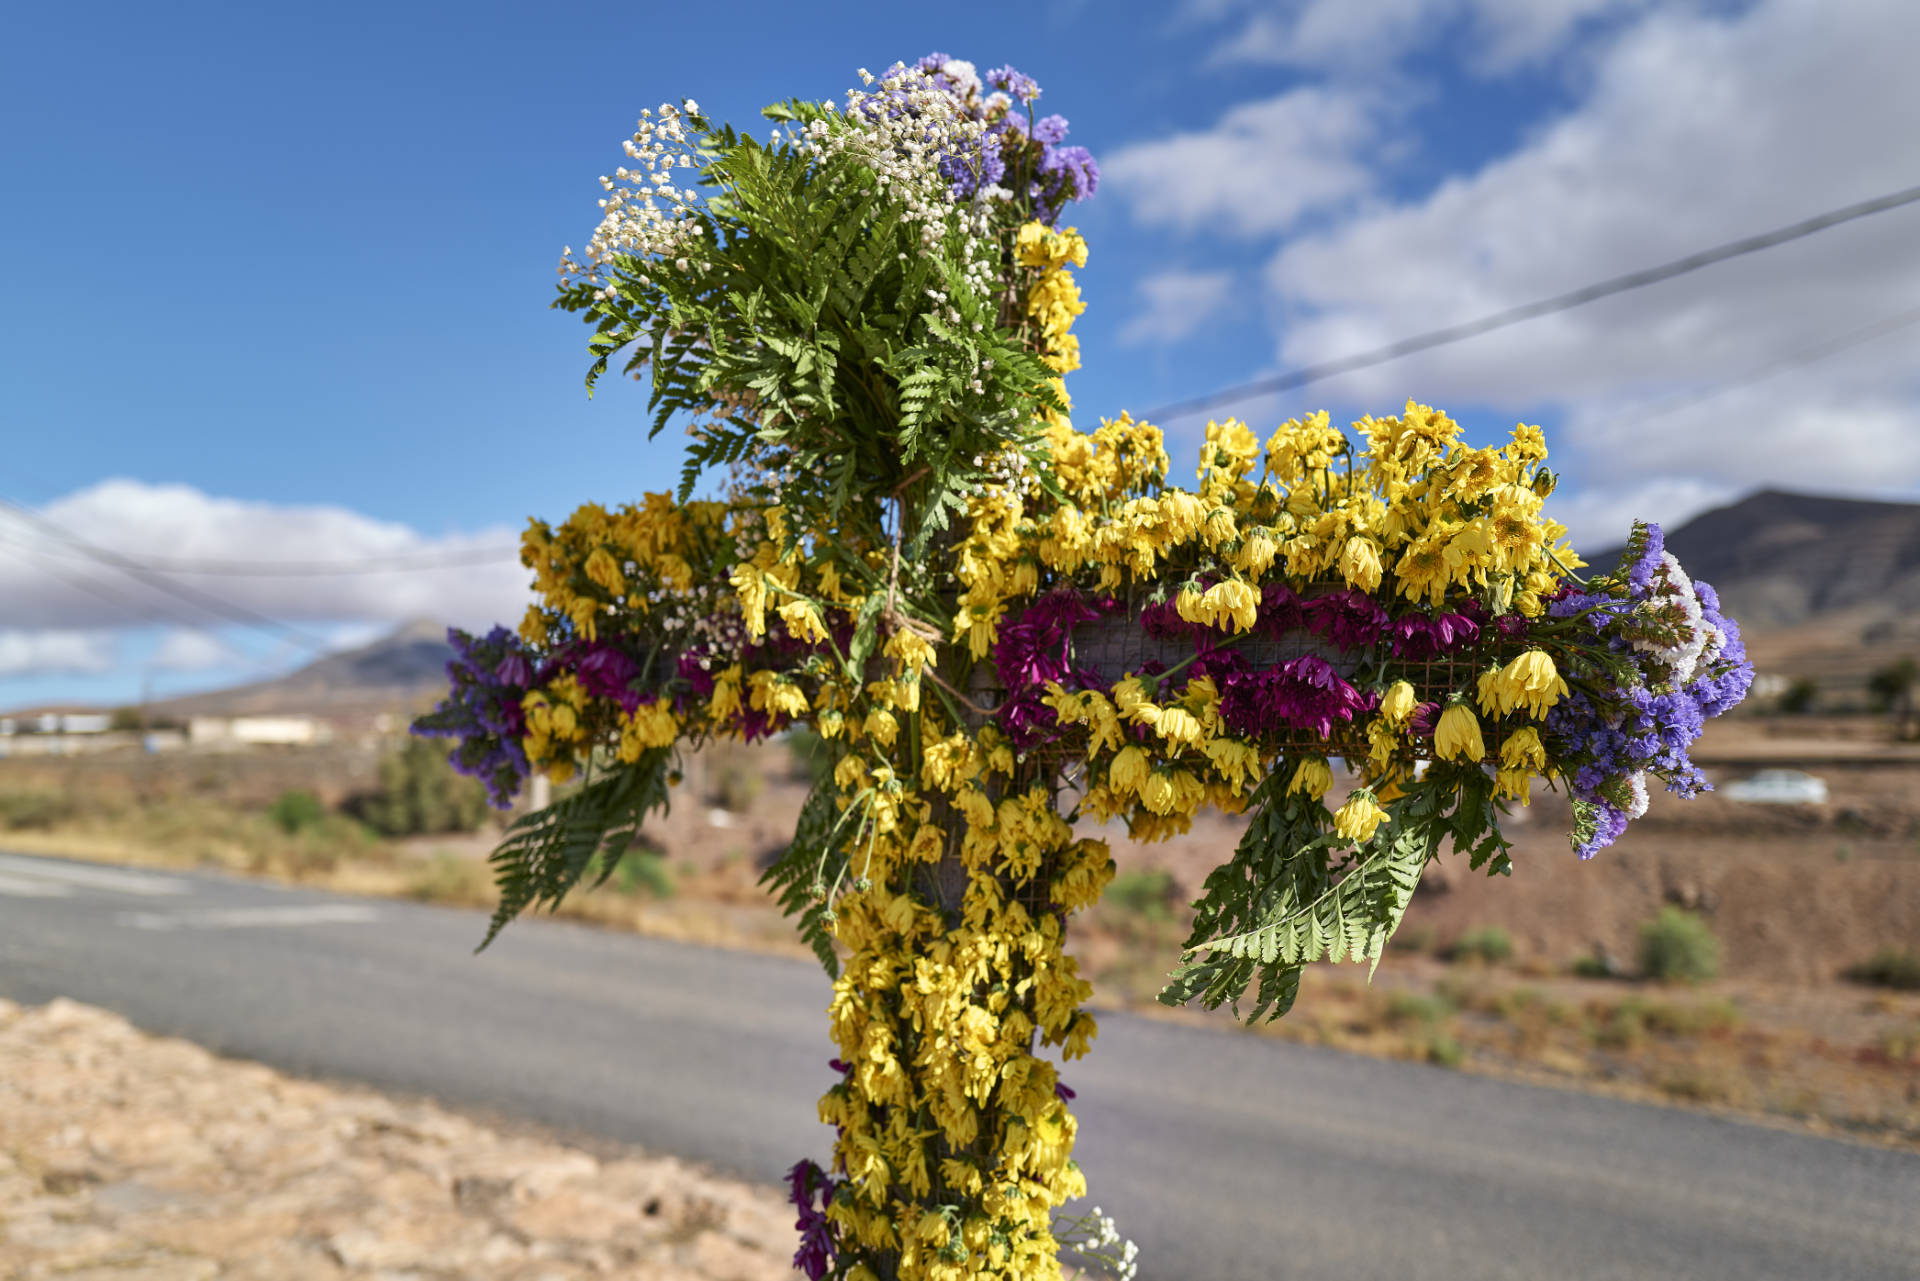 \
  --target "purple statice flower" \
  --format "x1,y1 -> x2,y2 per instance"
1033,143 -> 1098,224
985,64 -> 1040,104
1031,114 -> 1070,147
412,627 -> 533,808
785,1160 -> 838,1281
1054,1078 -> 1077,1102
1541,523 -> 1755,857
